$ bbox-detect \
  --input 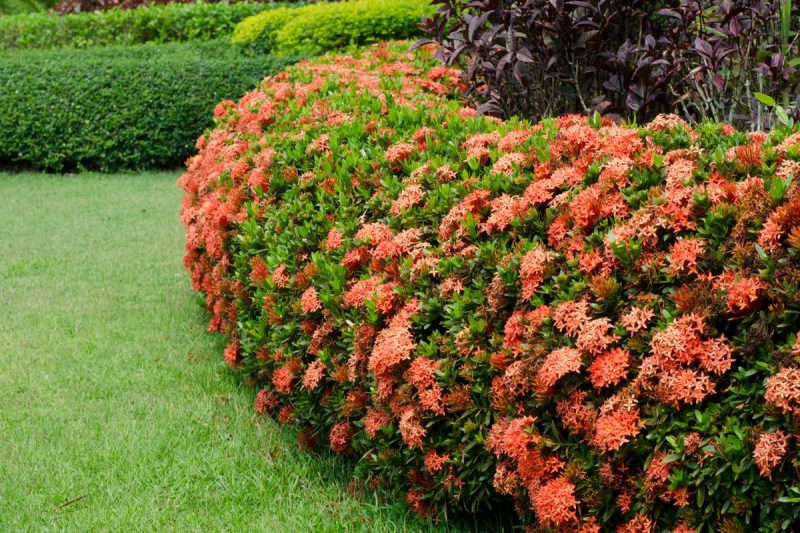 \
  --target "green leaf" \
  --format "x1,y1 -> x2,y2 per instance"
775,105 -> 790,126
755,244 -> 769,262
755,92 -> 777,107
